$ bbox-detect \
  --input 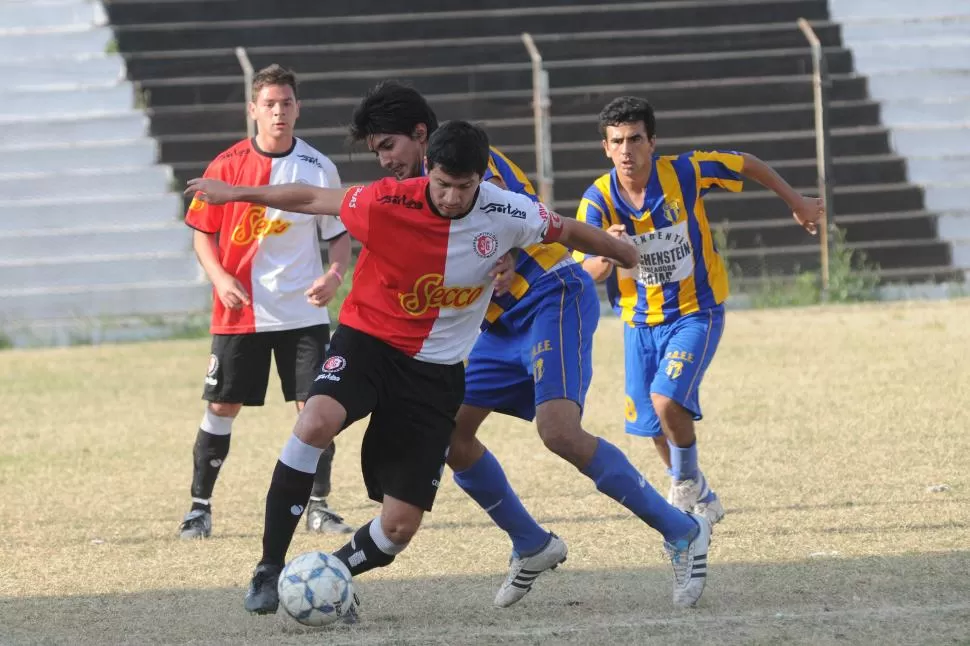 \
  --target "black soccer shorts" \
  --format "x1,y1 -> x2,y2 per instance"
202,324 -> 330,406
309,325 -> 465,512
